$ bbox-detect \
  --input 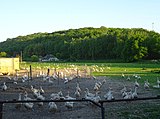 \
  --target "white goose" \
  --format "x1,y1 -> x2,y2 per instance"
39,86 -> 45,95
120,85 -> 127,94
31,85 -> 39,93
48,98 -> 58,112
132,87 -> 138,98
157,77 -> 160,85
104,87 -> 114,100
50,91 -> 64,100
2,82 -> 7,91
76,82 -> 81,92
144,80 -> 150,89
15,93 -> 22,110
85,88 -> 95,97
23,91 -> 34,110
123,89 -> 132,99
134,79 -> 140,87
74,88 -> 80,98
65,91 -> 76,109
